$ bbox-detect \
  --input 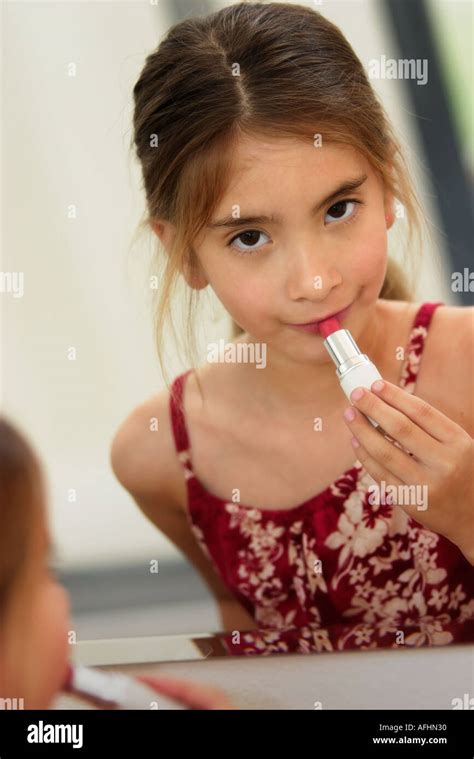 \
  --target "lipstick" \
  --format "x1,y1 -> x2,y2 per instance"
320,317 -> 382,428
286,304 -> 352,334
62,664 -> 186,710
